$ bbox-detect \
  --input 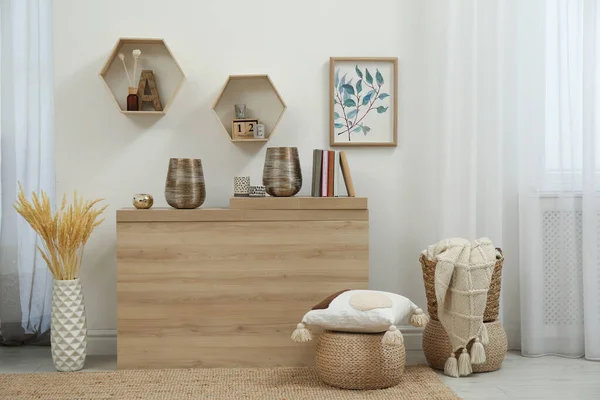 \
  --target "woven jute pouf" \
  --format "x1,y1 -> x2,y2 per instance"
422,319 -> 507,373
315,330 -> 406,390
